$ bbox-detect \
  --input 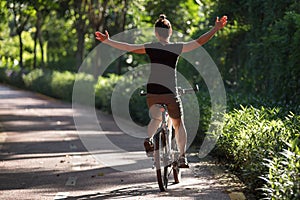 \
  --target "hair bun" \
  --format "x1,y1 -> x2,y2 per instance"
159,14 -> 166,20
